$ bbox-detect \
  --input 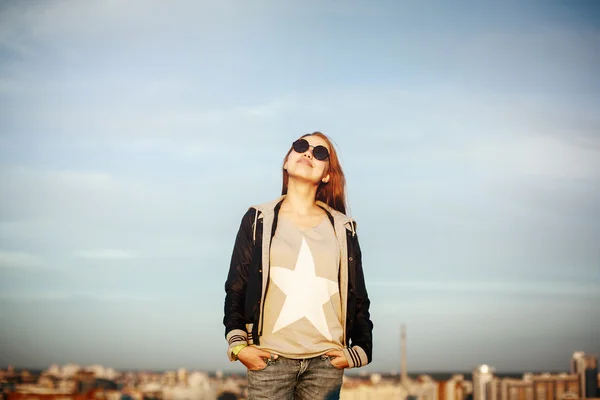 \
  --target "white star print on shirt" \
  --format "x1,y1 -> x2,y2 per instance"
270,237 -> 339,341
